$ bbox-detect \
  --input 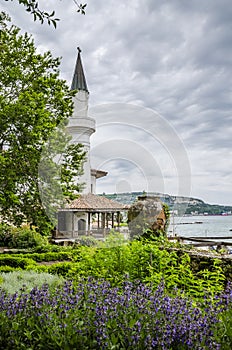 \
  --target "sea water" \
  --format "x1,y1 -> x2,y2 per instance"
169,215 -> 232,242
